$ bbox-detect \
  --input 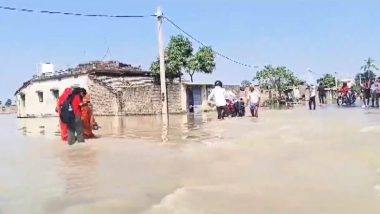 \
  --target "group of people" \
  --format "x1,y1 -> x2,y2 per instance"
207,80 -> 261,119
361,79 -> 380,108
308,83 -> 328,110
56,87 -> 97,145
310,78 -> 380,110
